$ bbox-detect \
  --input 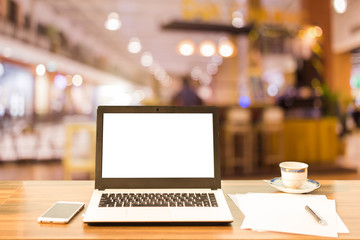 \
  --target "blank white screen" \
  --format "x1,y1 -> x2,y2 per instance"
102,113 -> 214,178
